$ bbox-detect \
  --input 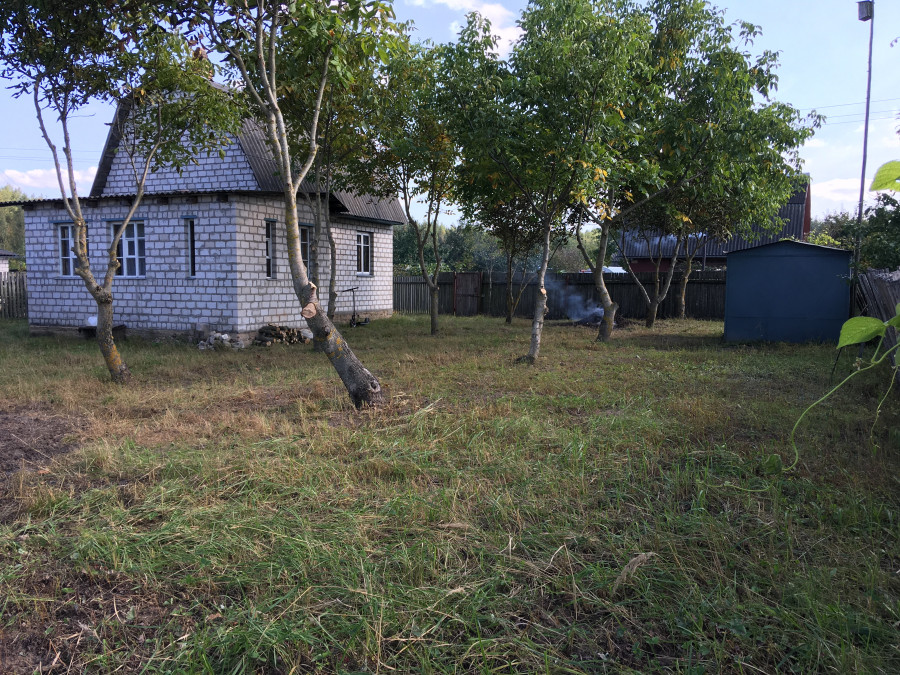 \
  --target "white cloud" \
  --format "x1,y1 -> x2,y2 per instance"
3,167 -> 96,196
803,138 -> 826,149
413,0 -> 522,53
814,178 -> 860,204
